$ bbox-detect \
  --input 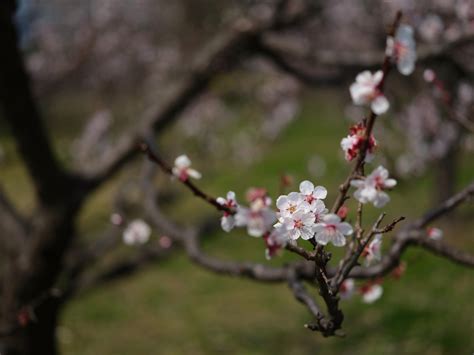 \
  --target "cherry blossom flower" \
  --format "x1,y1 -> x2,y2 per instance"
311,199 -> 328,223
386,24 -> 416,76
360,282 -> 383,304
276,192 -> 308,219
427,227 -> 443,240
351,166 -> 397,208
362,234 -> 382,266
299,180 -> 327,205
314,214 -> 353,247
123,219 -> 151,245
172,154 -> 201,181
339,278 -> 355,300
216,191 -> 238,232
350,70 -> 389,115
263,226 -> 289,260
279,210 -> 316,241
340,122 -> 377,162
